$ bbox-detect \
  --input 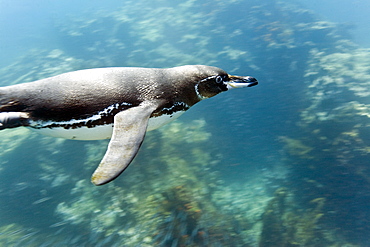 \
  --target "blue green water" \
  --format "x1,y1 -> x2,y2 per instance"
1,0 -> 370,246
